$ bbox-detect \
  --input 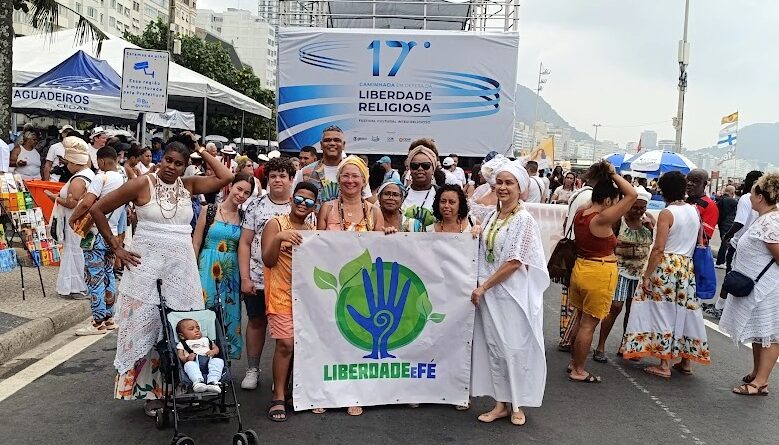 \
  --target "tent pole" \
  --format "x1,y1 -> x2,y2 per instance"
240,111 -> 245,153
140,113 -> 146,145
202,97 -> 208,144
